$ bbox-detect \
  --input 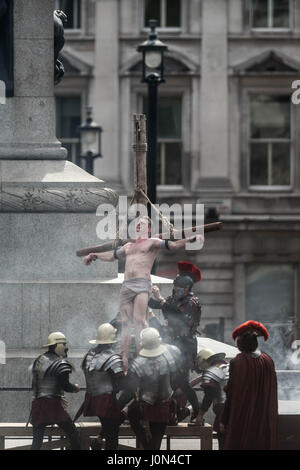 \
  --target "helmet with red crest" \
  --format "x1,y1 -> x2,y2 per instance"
174,261 -> 202,290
